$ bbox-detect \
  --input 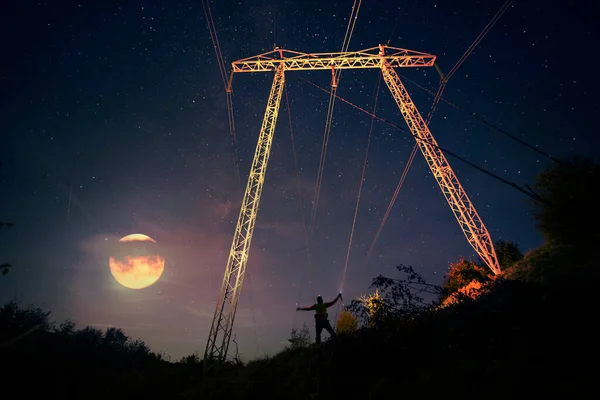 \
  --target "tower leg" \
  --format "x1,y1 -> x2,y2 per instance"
204,64 -> 286,371
380,61 -> 501,275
